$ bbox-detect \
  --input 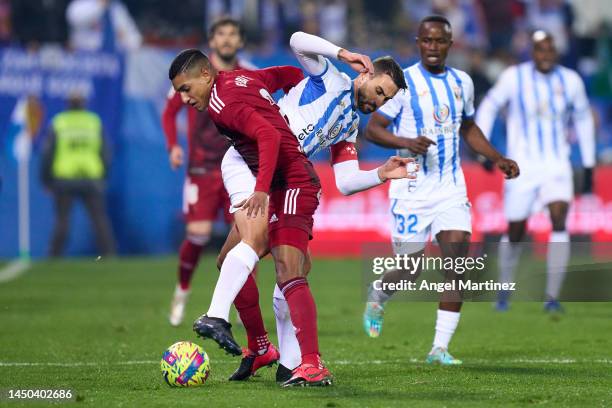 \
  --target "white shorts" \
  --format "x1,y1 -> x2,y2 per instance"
390,196 -> 472,254
503,163 -> 573,222
221,146 -> 256,213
